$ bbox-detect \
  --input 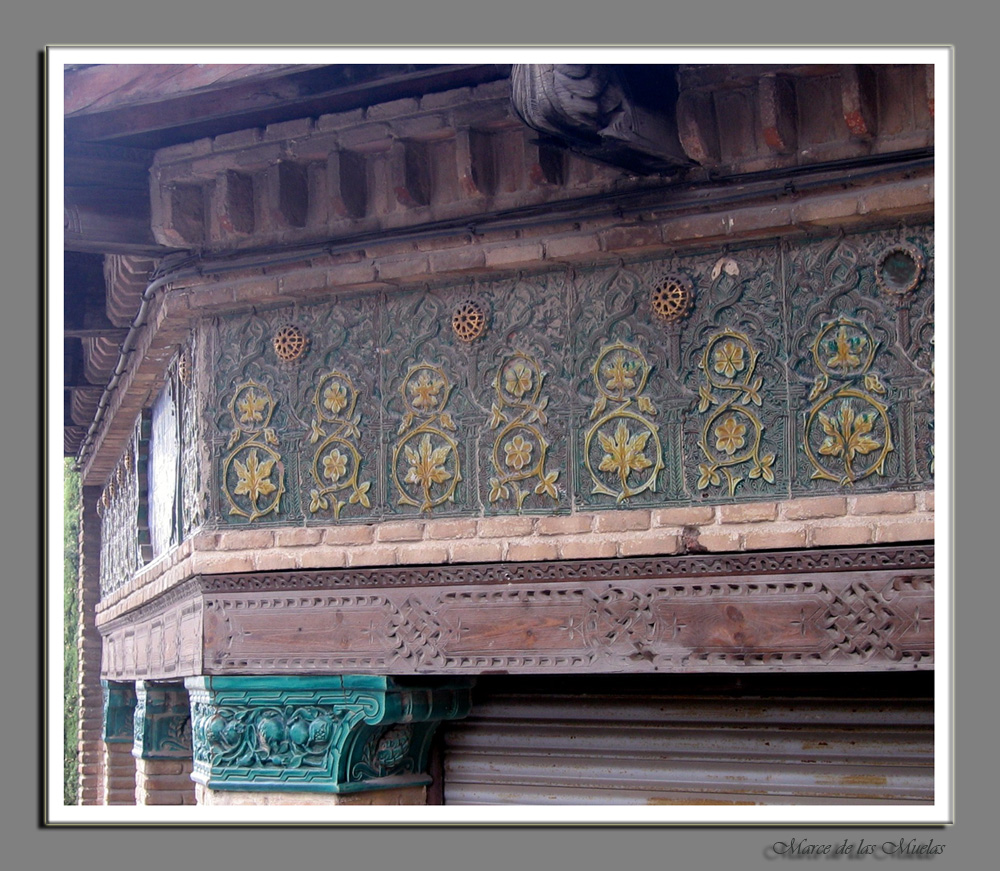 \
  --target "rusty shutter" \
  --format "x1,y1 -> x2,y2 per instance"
440,673 -> 933,805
